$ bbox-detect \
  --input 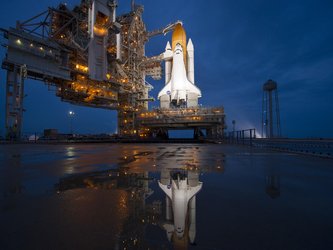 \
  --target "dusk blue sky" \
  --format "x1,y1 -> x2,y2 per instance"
0,0 -> 332,138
